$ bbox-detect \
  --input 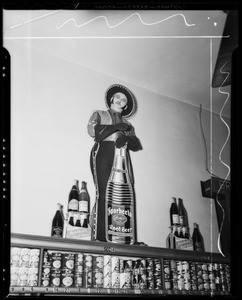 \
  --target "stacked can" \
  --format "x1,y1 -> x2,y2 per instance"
224,264 -> 231,292
208,263 -> 216,292
195,263 -> 204,291
201,263 -> 210,291
119,258 -> 132,289
163,260 -> 172,290
189,261 -> 197,291
153,258 -> 162,290
132,259 -> 140,289
139,259 -> 147,289
219,264 -> 228,292
170,260 -> 178,291
93,255 -> 104,288
61,252 -> 75,287
28,249 -> 40,286
214,263 -> 222,292
50,252 -> 62,287
103,255 -> 112,289
41,251 -> 52,287
83,254 -> 93,288
176,261 -> 184,291
146,258 -> 154,290
182,261 -> 191,291
10,247 -> 21,286
111,256 -> 120,288
74,253 -> 84,287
